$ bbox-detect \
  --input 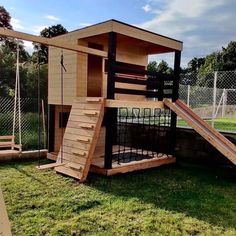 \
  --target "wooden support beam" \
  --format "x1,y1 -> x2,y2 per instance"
36,162 -> 65,170
105,99 -> 165,108
0,28 -> 107,57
